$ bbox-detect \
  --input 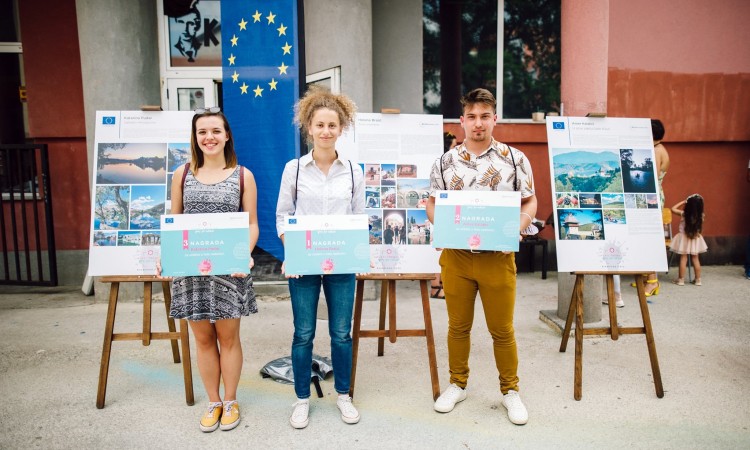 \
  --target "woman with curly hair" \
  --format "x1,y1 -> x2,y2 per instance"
275,87 -> 365,429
